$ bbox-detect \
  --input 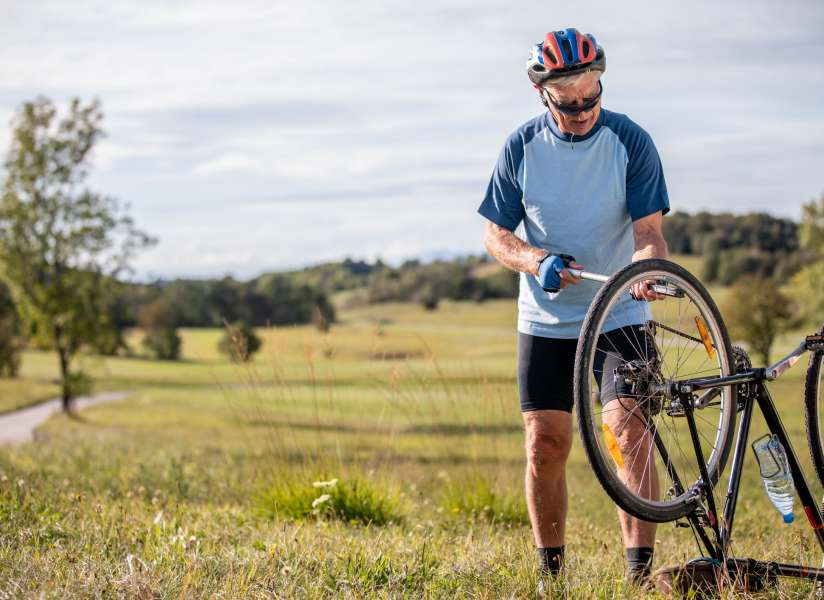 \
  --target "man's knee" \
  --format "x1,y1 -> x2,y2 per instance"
524,418 -> 573,473
603,400 -> 652,453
